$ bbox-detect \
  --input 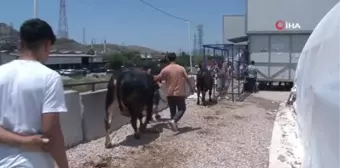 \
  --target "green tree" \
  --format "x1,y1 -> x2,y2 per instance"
105,52 -> 127,70
123,51 -> 140,60
86,49 -> 95,55
193,55 -> 203,65
177,56 -> 189,67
